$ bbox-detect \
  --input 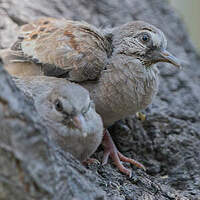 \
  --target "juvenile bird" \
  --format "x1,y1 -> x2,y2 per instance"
2,18 -> 181,176
14,76 -> 103,162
